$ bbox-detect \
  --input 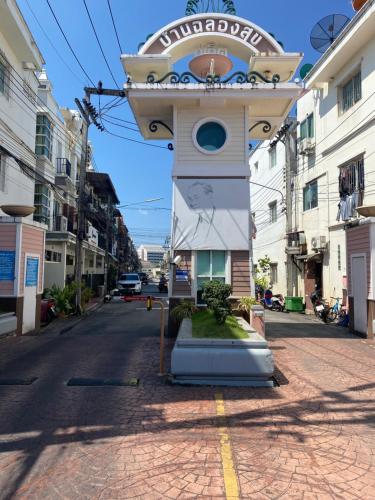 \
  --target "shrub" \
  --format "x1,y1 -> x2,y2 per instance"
238,296 -> 258,316
170,300 -> 197,323
202,281 -> 232,324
